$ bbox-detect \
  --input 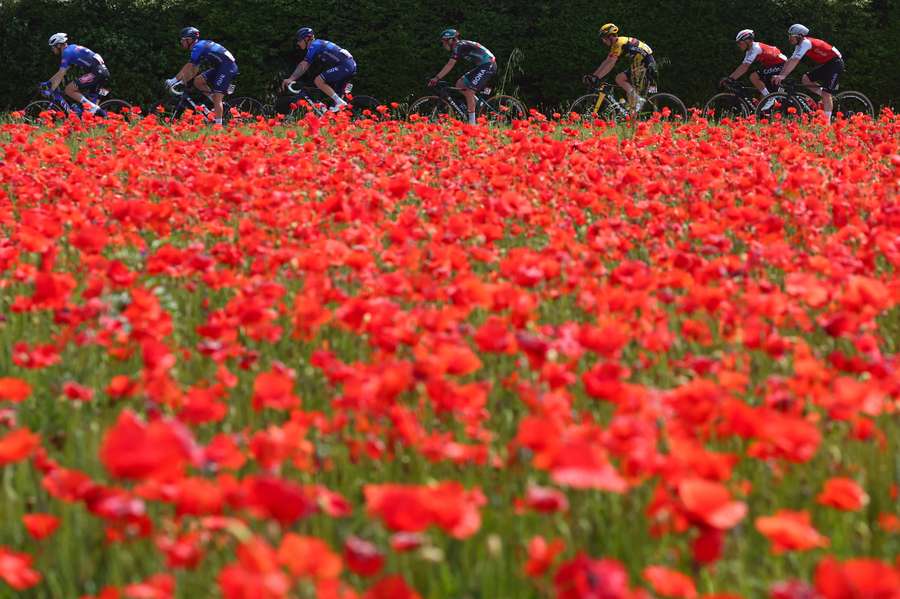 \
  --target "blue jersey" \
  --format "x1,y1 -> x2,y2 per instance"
60,45 -> 105,71
304,40 -> 353,69
190,40 -> 237,68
